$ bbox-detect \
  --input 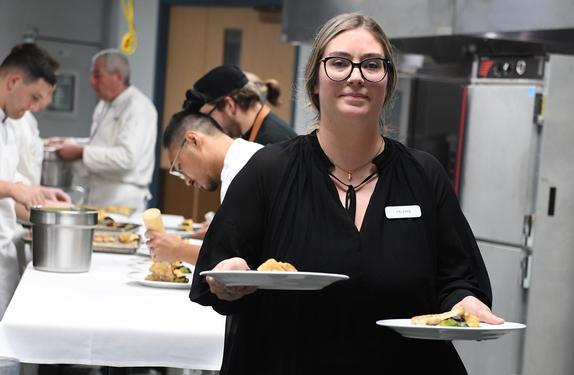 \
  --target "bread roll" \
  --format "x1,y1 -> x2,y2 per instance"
143,208 -> 165,233
257,258 -> 297,272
